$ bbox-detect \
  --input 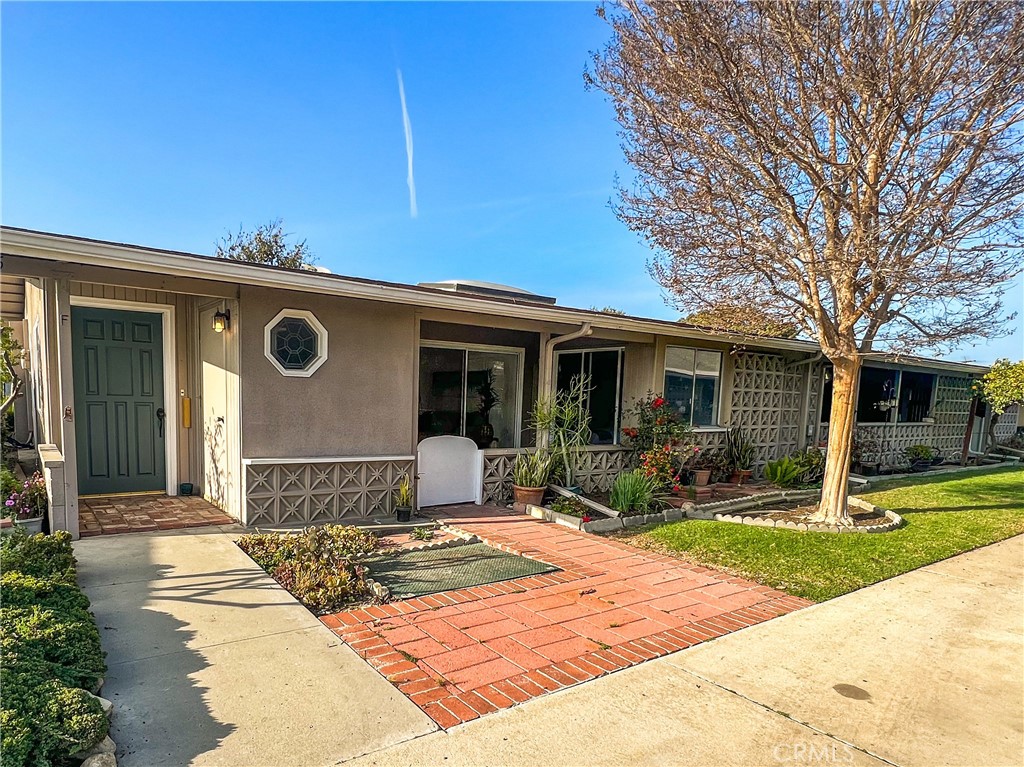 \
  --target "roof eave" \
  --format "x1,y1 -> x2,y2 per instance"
0,226 -> 820,353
